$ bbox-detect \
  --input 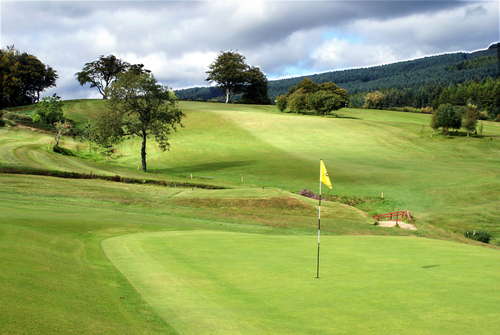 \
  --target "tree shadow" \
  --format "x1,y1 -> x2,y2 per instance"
164,160 -> 257,174
333,114 -> 362,120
